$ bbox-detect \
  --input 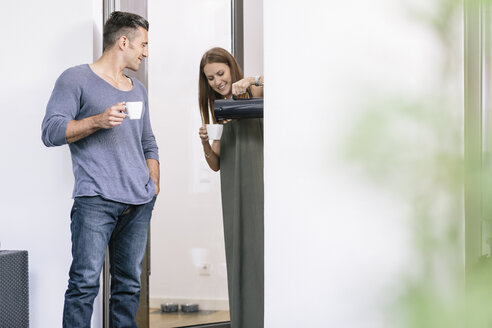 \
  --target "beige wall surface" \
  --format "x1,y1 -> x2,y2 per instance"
244,0 -> 264,77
